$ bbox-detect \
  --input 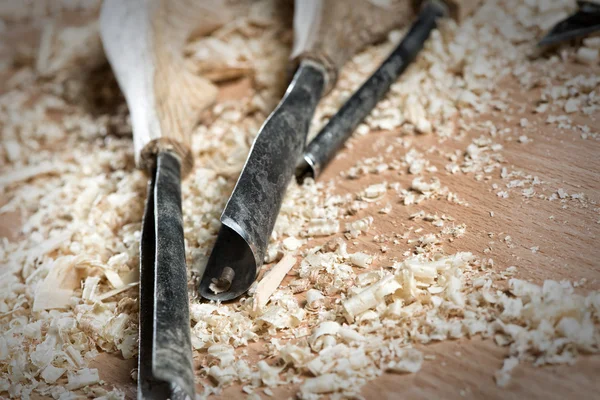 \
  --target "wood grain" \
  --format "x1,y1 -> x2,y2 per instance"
100,0 -> 223,177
